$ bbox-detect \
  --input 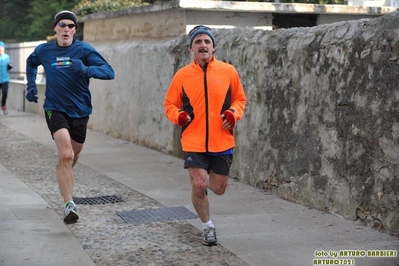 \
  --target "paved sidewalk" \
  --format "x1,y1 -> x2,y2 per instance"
0,110 -> 398,266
